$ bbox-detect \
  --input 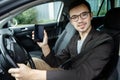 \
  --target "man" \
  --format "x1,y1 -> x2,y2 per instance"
8,0 -> 114,80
